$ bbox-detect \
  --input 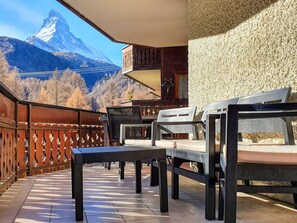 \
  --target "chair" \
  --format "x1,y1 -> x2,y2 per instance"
106,105 -> 144,178
107,105 -> 143,144
218,103 -> 297,223
150,101 -> 238,220
149,88 -> 290,220
121,104 -> 237,220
